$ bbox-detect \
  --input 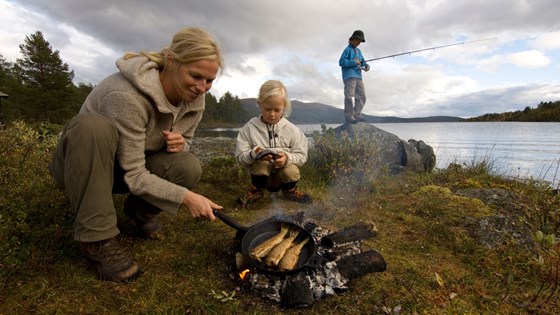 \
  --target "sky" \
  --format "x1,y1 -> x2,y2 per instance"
1,0 -> 559,118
